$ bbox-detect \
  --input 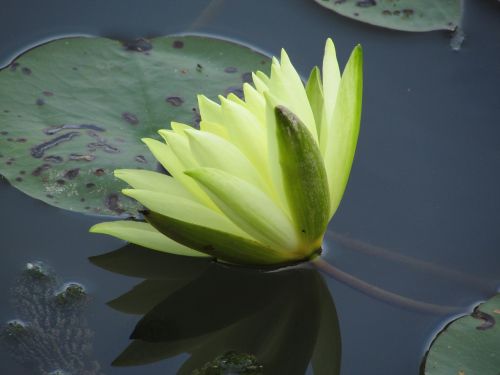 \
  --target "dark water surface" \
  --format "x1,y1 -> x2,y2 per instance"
1,0 -> 500,374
